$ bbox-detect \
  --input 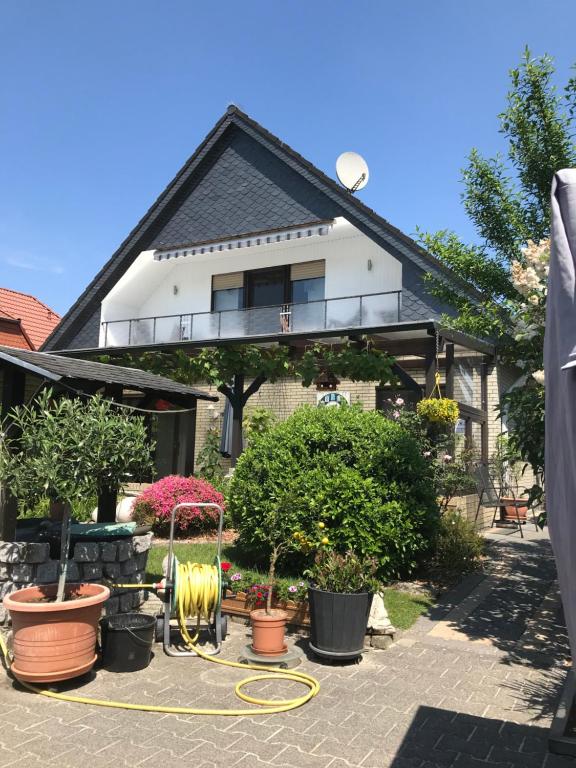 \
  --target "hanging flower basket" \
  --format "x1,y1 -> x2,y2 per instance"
416,397 -> 459,426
